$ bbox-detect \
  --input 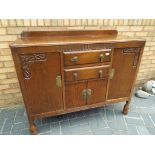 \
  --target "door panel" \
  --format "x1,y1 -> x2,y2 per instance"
22,52 -> 63,115
87,79 -> 108,105
65,82 -> 87,109
108,48 -> 138,99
